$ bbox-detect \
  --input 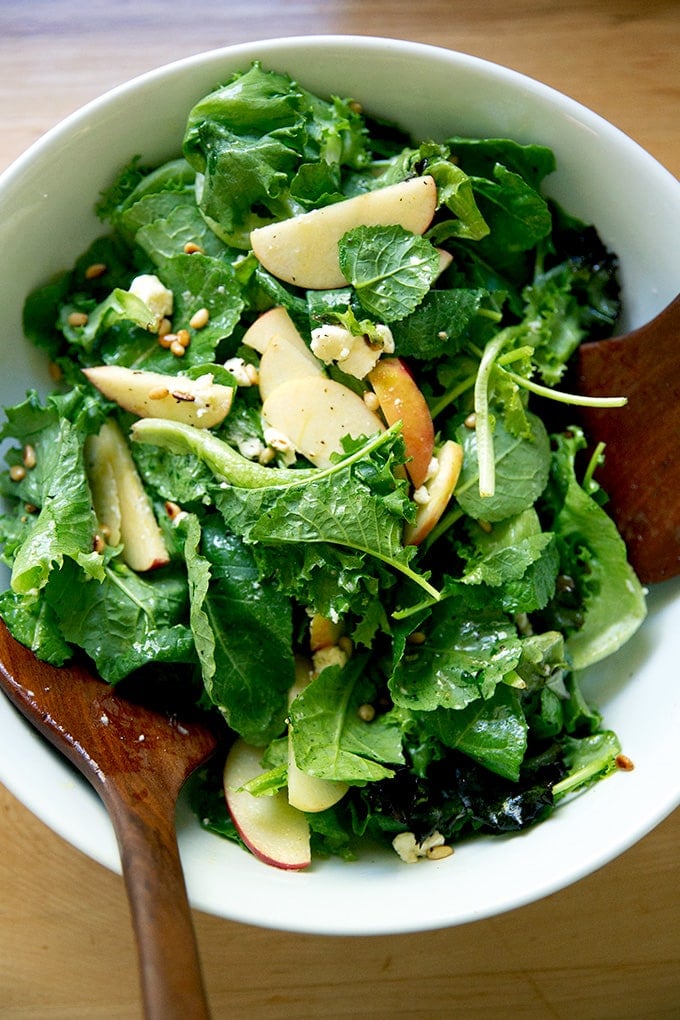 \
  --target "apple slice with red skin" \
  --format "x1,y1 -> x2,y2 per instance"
368,357 -> 435,488
404,439 -> 464,545
223,739 -> 311,871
